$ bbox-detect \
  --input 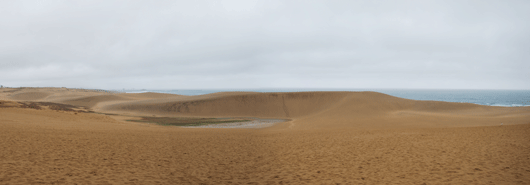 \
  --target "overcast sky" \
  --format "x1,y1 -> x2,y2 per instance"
1,0 -> 529,90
